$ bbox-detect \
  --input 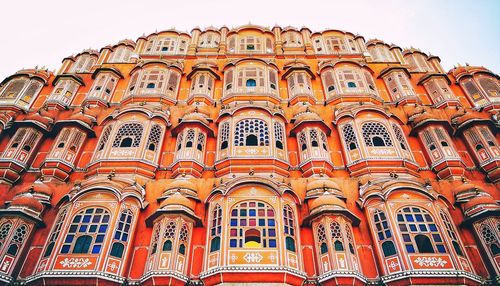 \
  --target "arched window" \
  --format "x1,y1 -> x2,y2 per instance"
109,46 -> 132,63
317,224 -> 328,254
0,79 -> 26,99
219,122 -> 230,151
362,122 -> 393,147
440,211 -> 464,256
186,129 -> 195,148
178,223 -> 190,255
330,222 -> 344,251
61,207 -> 110,254
274,122 -> 284,150
0,222 -> 12,249
43,208 -> 68,257
479,220 -> 500,257
345,224 -> 356,254
112,123 -> 143,148
397,207 -> 446,254
234,119 -> 270,147
110,209 -> 133,258
246,79 -> 256,87
392,123 -> 409,151
147,124 -> 163,152
162,220 -> 177,252
373,209 -> 397,257
6,224 -> 28,256
310,129 -> 319,147
229,201 -> 276,248
150,223 -> 161,255
342,124 -> 358,151
283,205 -> 296,252
210,204 -> 222,252
299,132 -> 307,151
477,77 -> 500,97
